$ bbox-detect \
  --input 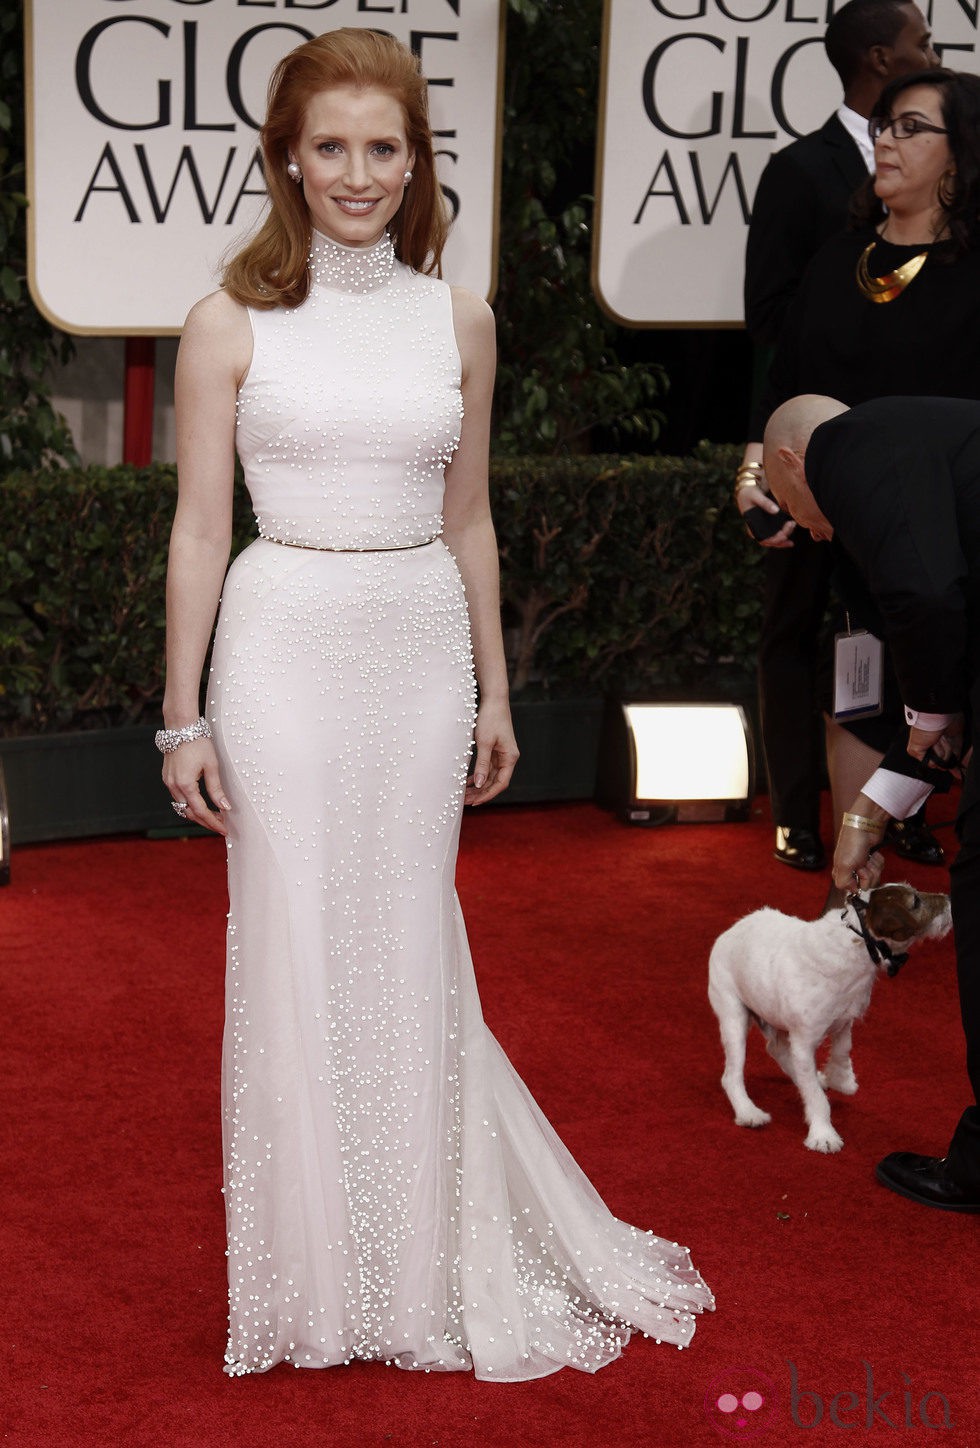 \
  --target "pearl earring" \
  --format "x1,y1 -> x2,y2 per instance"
403,170 -> 413,185
287,161 -> 302,182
